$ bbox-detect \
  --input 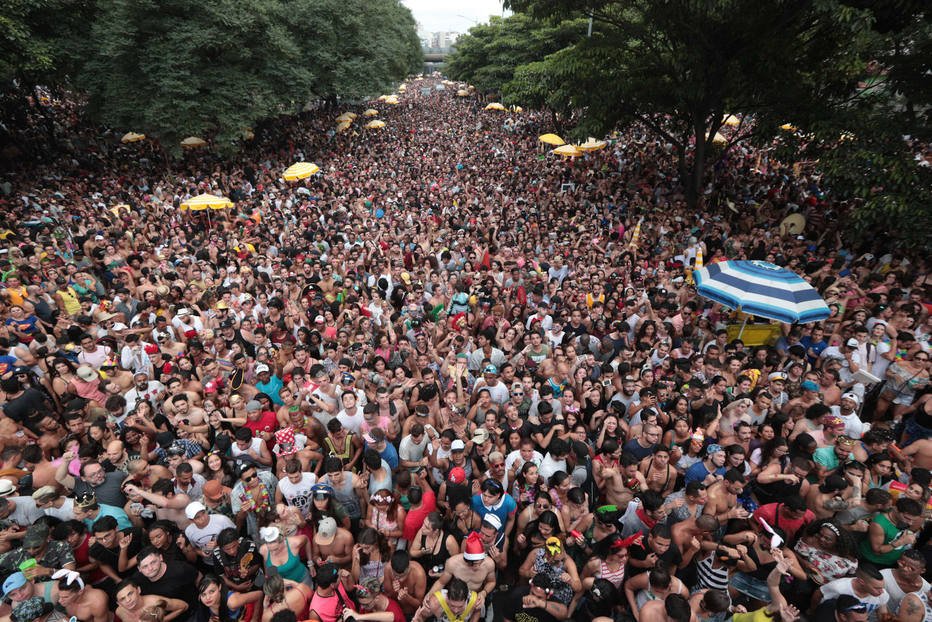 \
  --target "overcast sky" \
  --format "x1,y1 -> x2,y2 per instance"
402,0 -> 509,33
